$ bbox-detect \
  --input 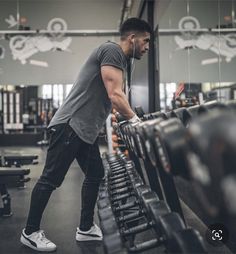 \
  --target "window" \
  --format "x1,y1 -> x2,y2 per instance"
42,84 -> 52,99
53,84 -> 63,107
